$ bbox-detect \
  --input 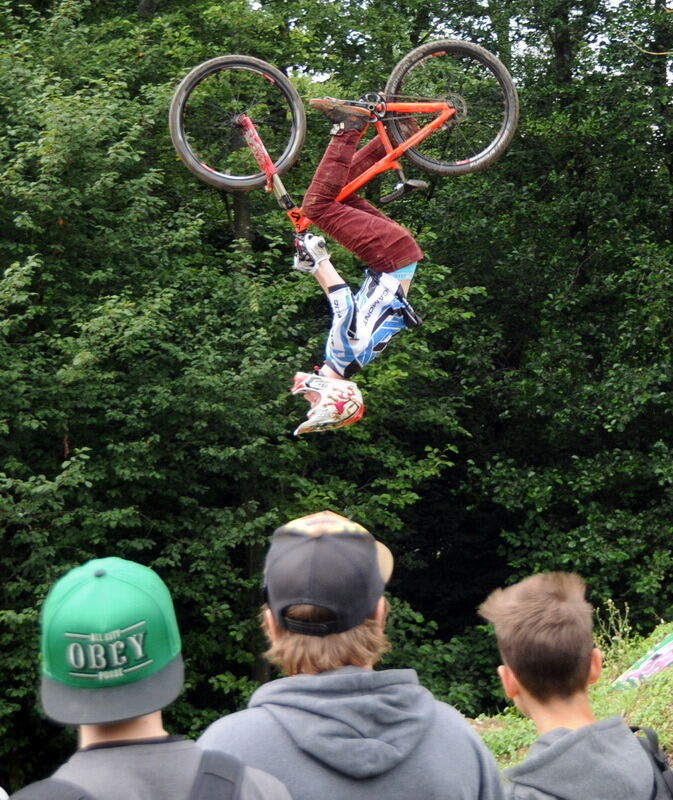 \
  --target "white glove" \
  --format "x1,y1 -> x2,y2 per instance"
293,233 -> 330,273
